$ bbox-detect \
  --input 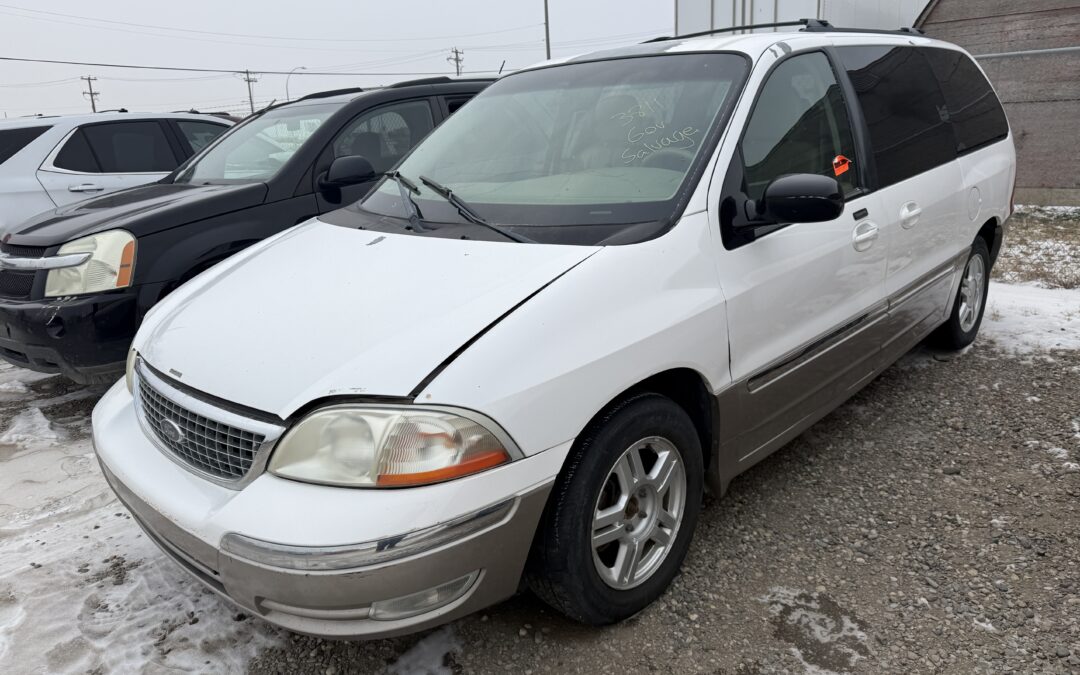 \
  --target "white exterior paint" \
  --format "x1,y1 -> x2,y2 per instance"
675,0 -> 931,35
0,112 -> 230,233
94,29 -> 1014,639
